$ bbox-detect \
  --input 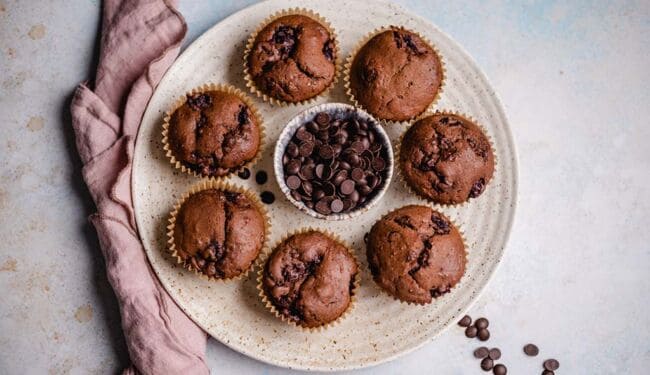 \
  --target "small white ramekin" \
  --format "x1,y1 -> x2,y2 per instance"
274,103 -> 394,220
